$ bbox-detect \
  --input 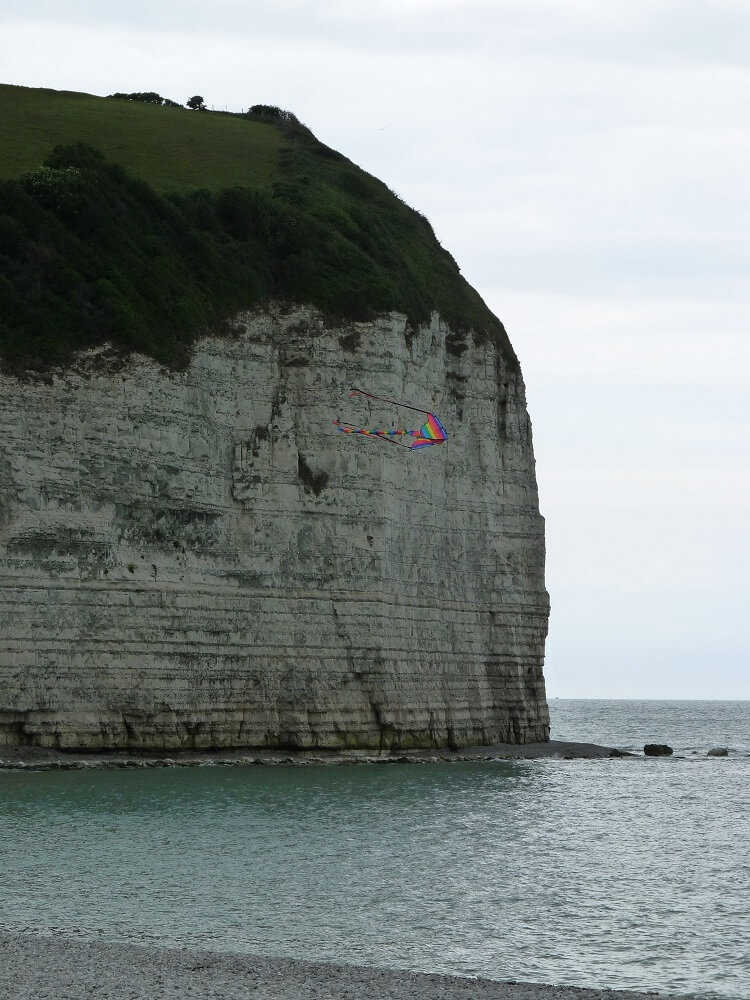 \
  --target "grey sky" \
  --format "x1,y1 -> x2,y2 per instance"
2,0 -> 748,698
